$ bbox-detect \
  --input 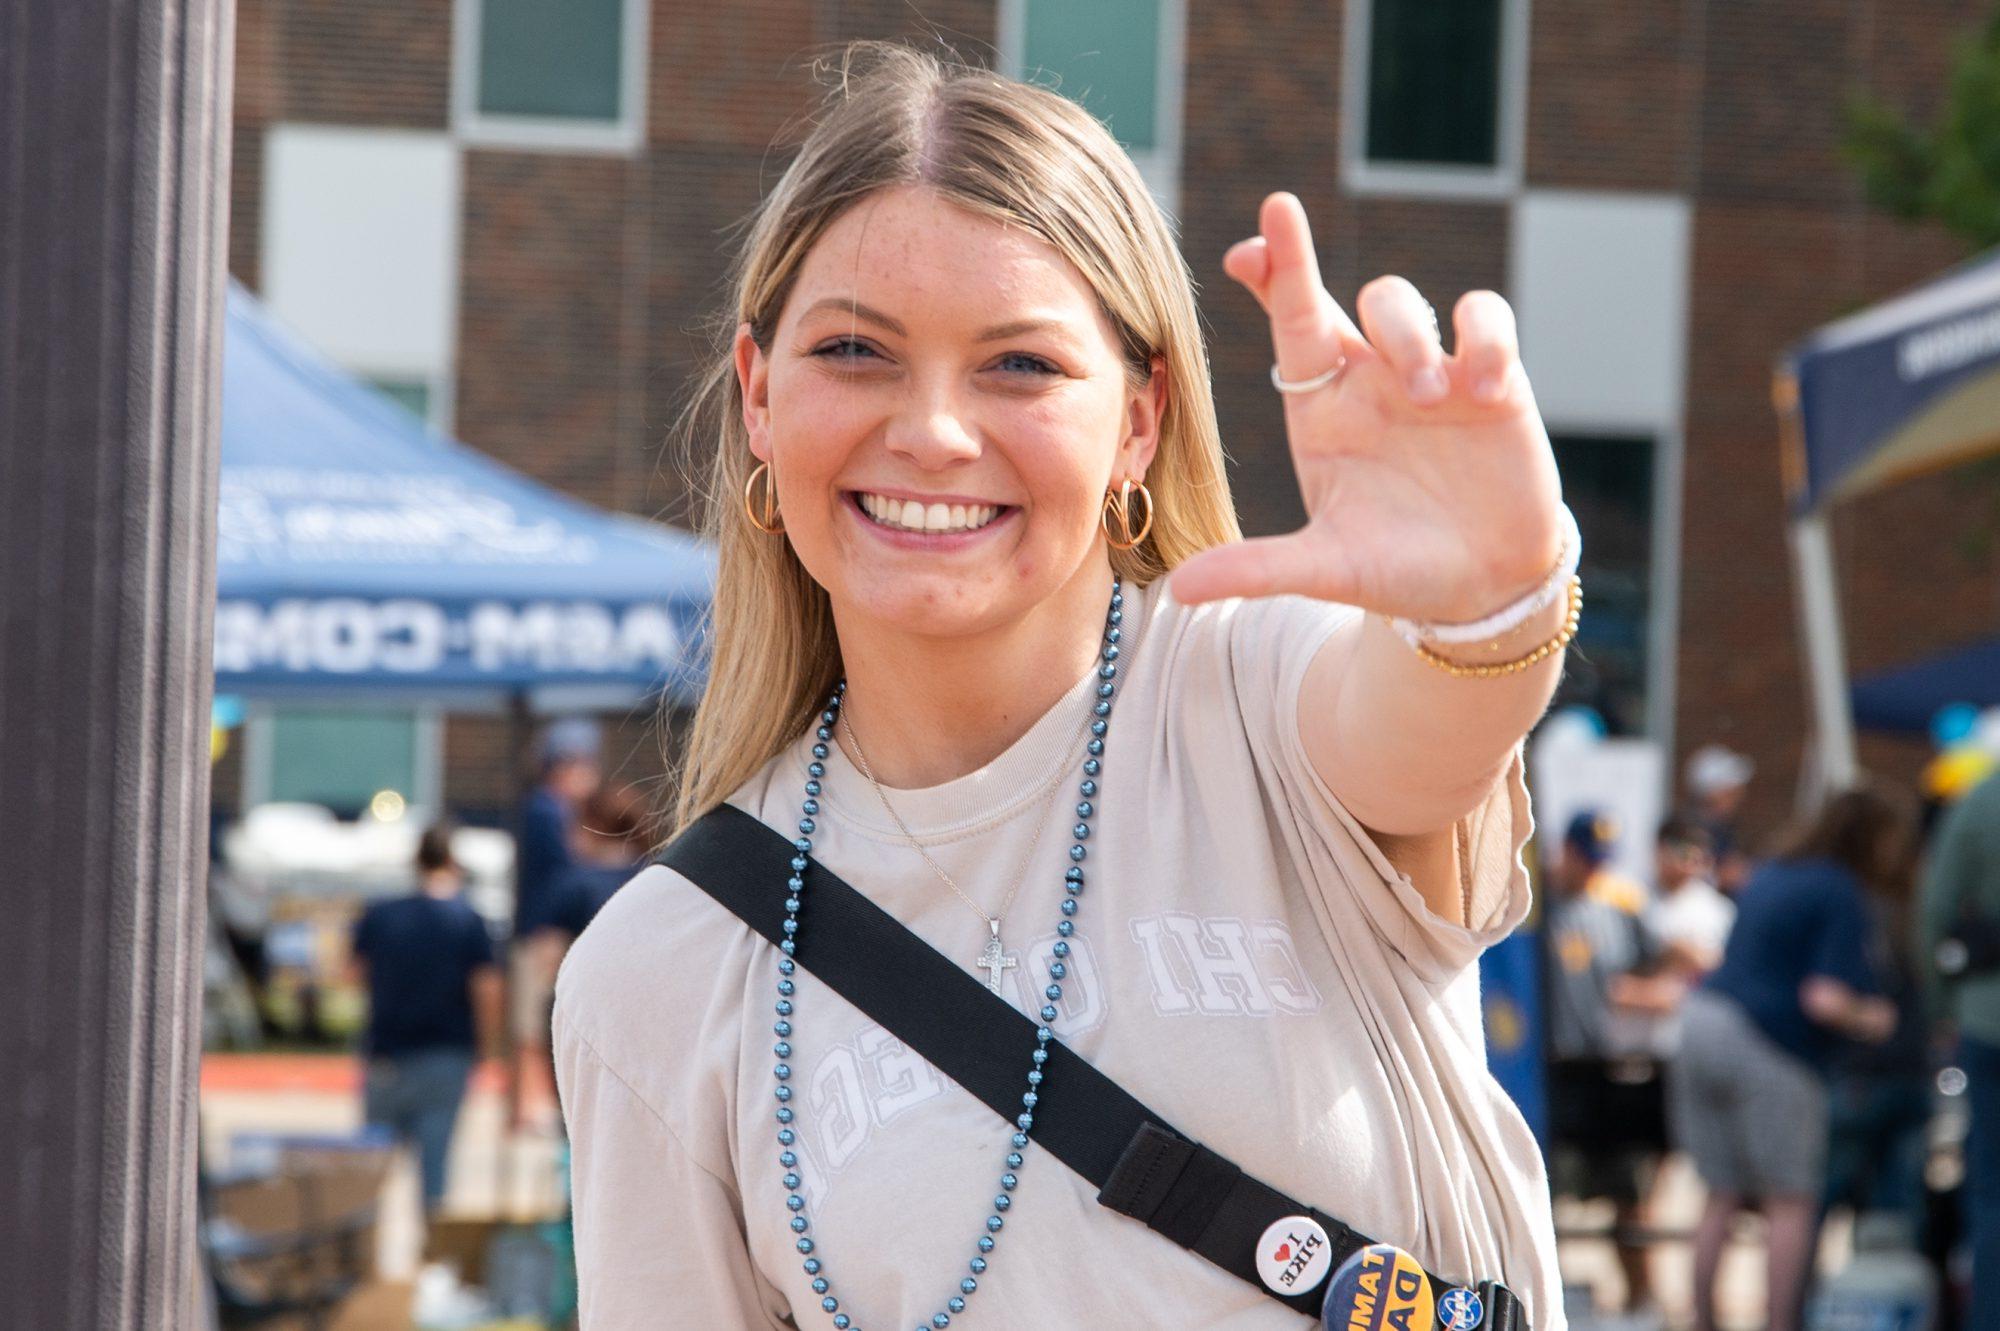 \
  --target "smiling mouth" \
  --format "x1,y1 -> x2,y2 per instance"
851,491 -> 1011,535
